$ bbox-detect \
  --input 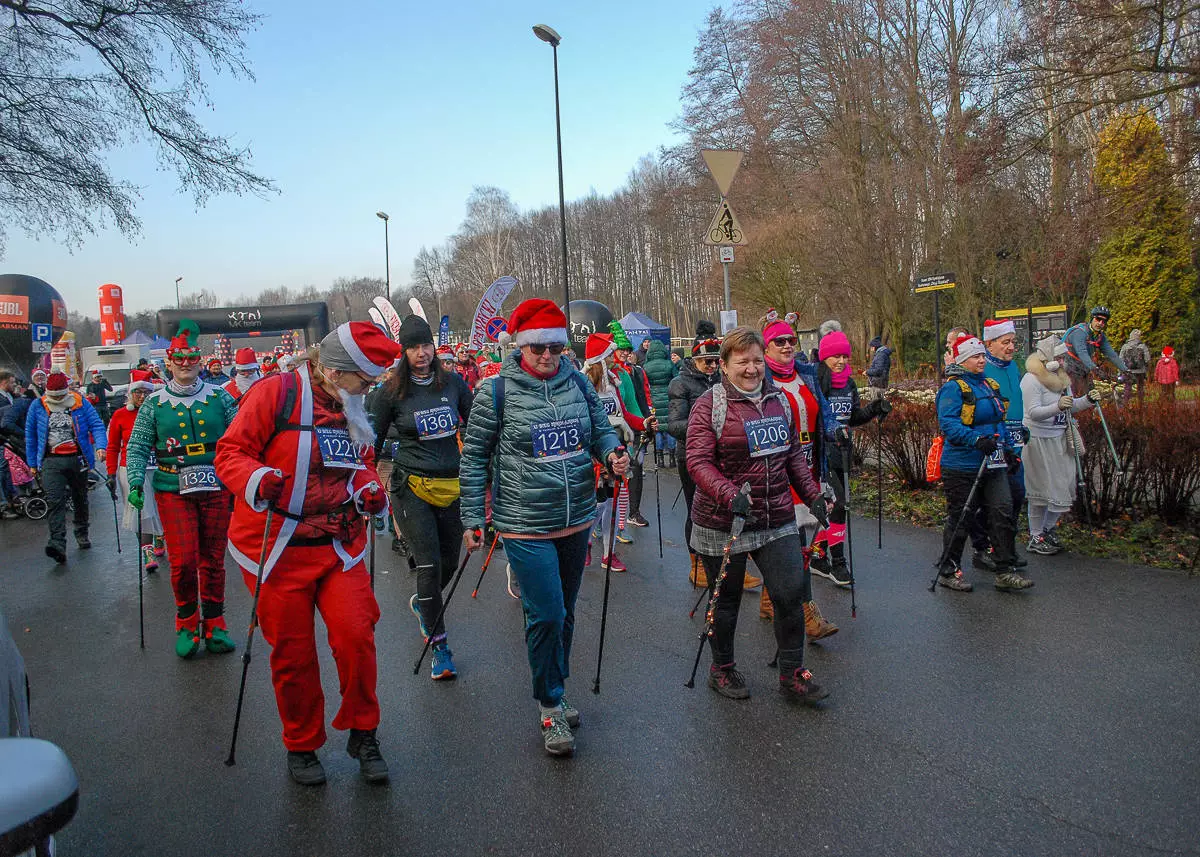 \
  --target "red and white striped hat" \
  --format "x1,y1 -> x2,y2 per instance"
234,347 -> 259,371
983,319 -> 1016,342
